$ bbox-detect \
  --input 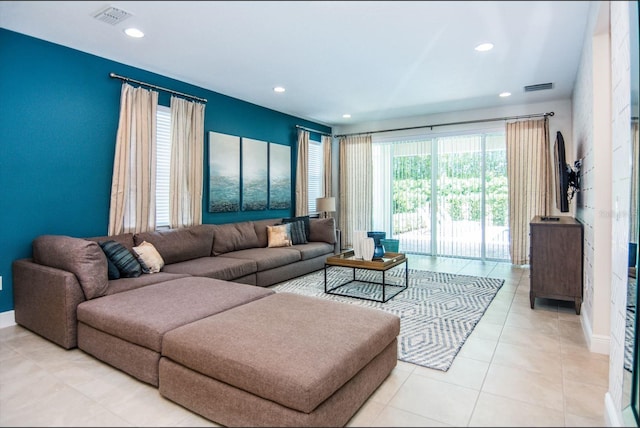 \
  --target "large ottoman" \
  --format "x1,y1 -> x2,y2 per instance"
159,292 -> 400,427
77,276 -> 274,386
